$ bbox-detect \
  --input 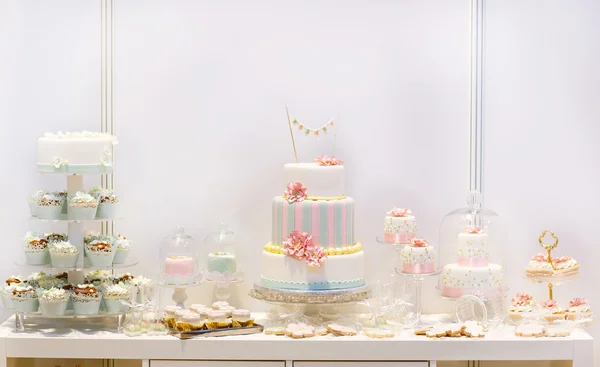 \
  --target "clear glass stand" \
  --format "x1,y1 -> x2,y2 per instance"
156,281 -> 200,308
375,236 -> 440,328
201,269 -> 245,303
